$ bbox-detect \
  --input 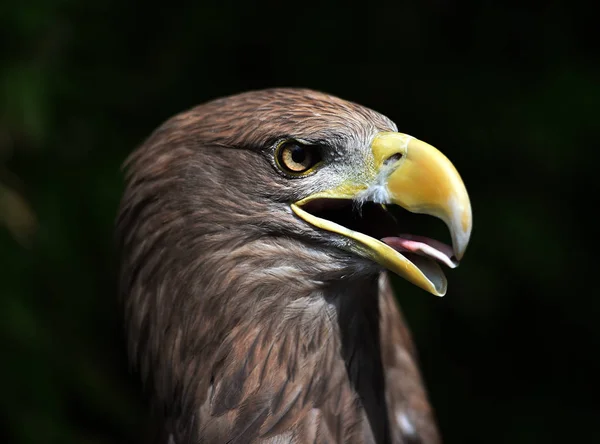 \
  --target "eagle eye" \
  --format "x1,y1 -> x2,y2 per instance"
275,141 -> 321,175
